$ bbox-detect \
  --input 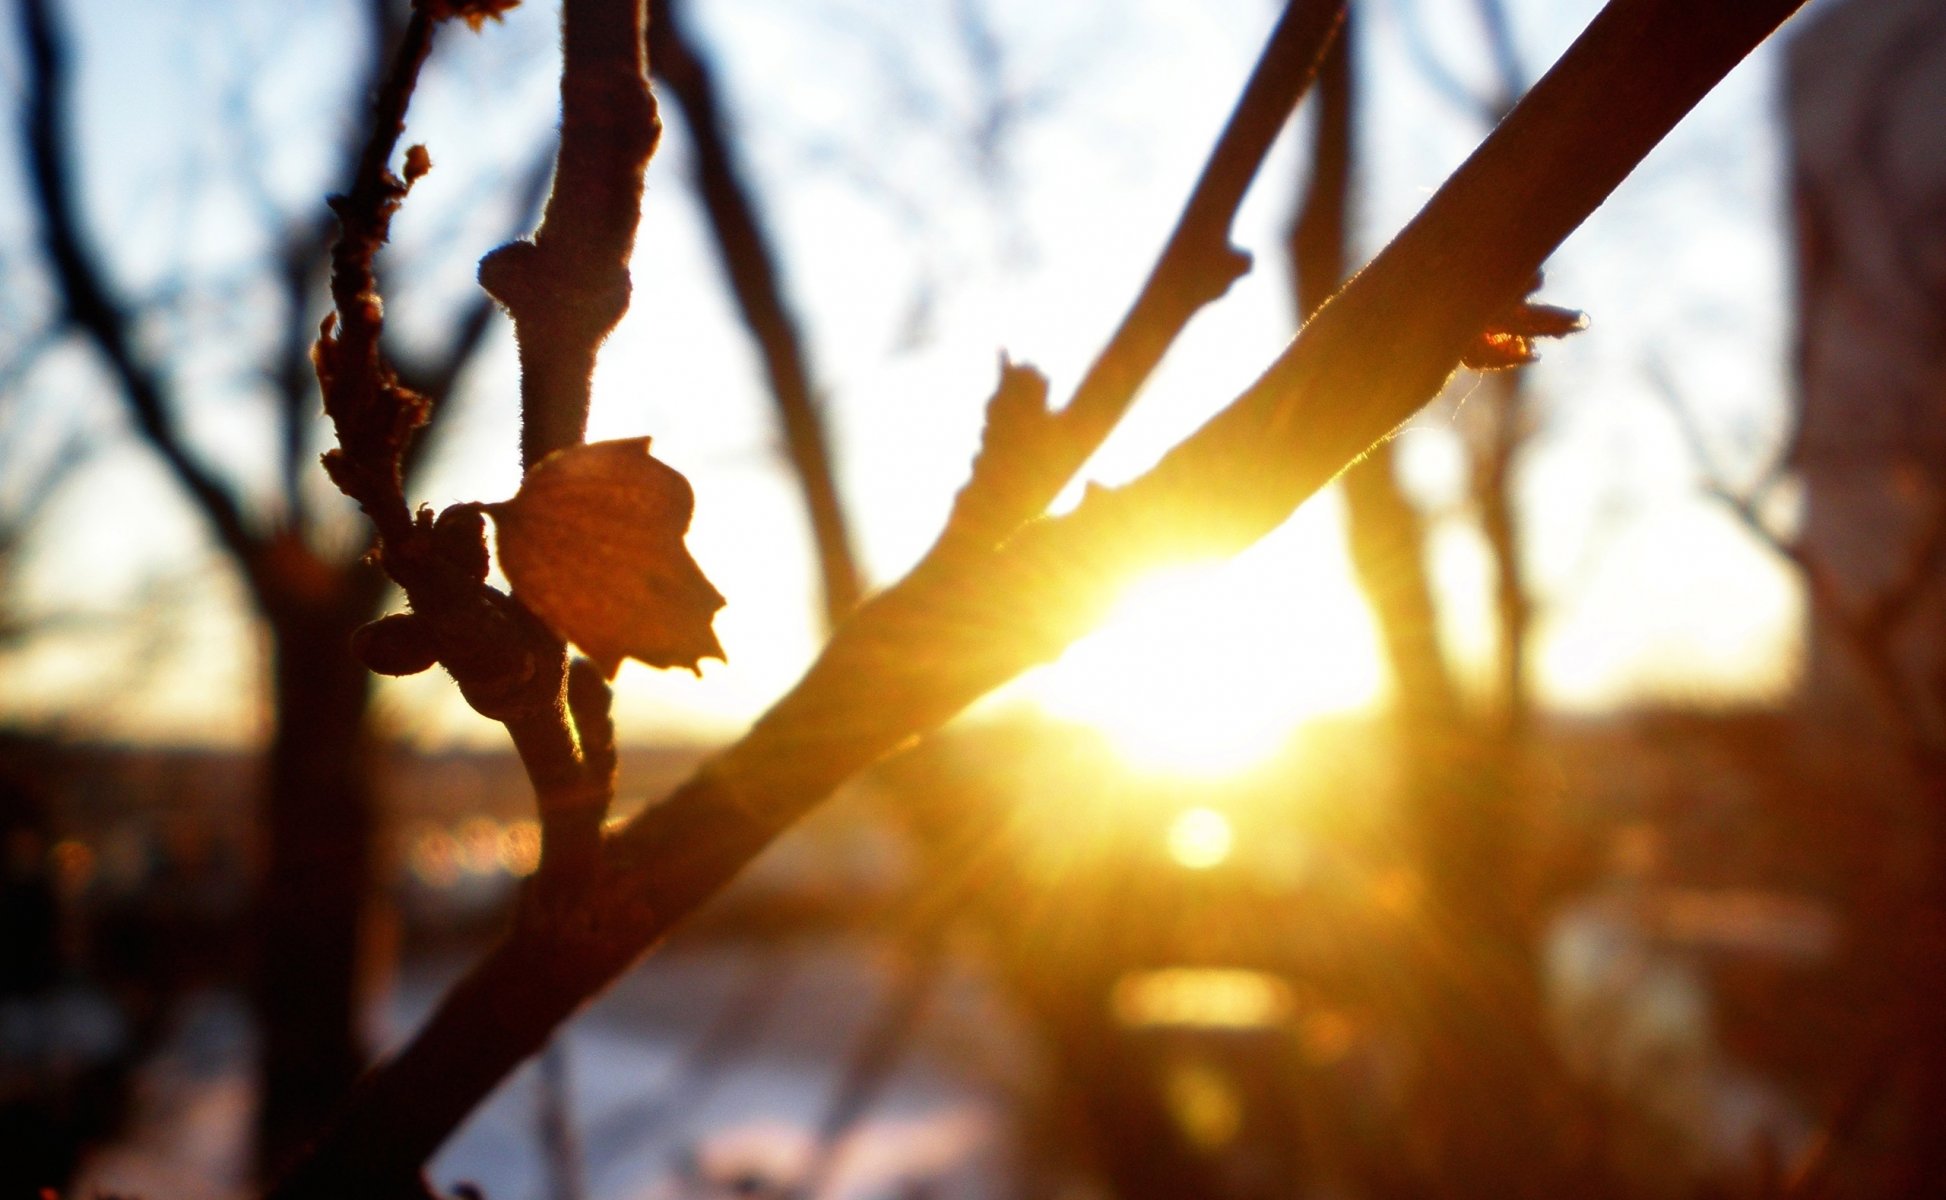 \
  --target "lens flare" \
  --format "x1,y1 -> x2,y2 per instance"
1167,806 -> 1234,869
1022,535 -> 1384,775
